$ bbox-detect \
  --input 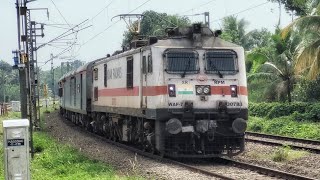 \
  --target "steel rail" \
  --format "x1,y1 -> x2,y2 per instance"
58,114 -> 316,180
220,158 -> 317,180
245,138 -> 320,154
246,131 -> 320,145
245,132 -> 320,154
